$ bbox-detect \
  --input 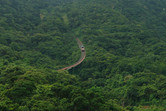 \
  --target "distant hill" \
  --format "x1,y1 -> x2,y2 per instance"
0,0 -> 166,110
